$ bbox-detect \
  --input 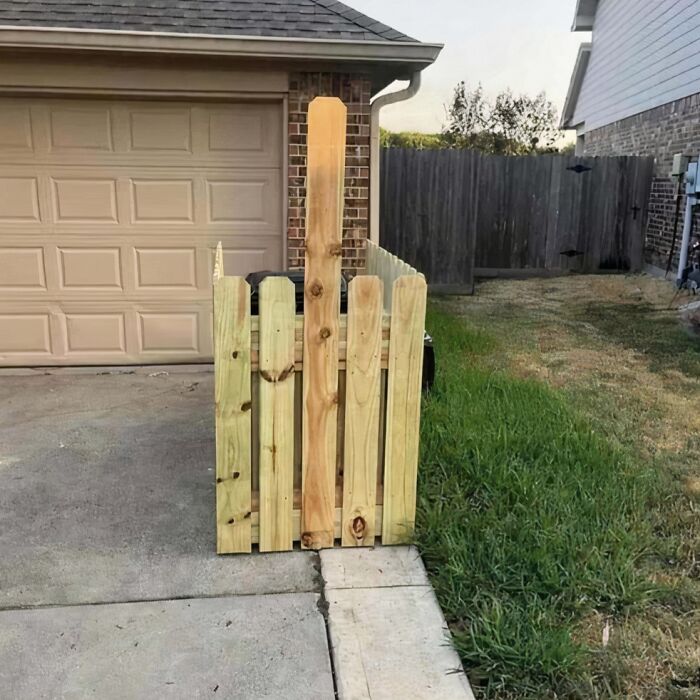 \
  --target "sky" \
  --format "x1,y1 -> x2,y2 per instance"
347,0 -> 590,134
